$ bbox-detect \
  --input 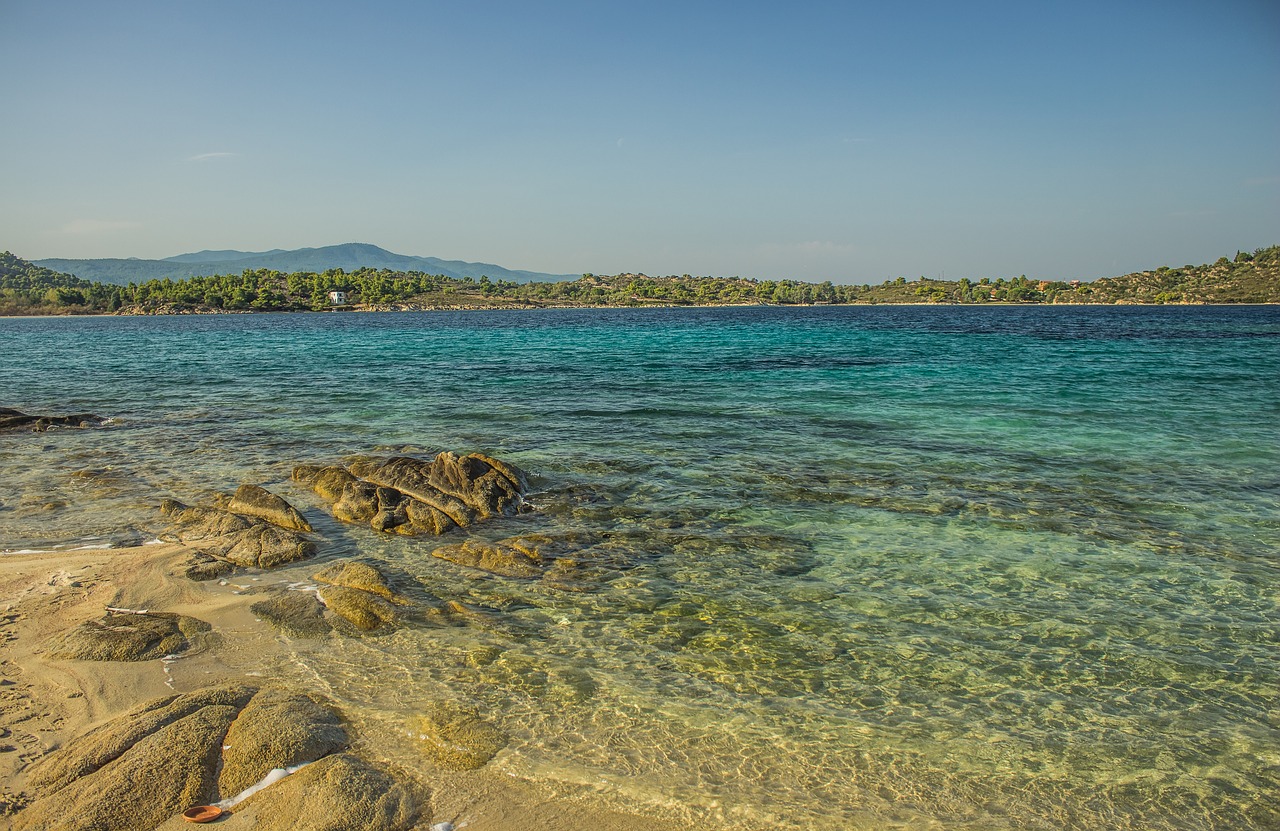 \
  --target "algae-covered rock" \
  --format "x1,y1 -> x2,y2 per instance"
250,590 -> 333,637
229,752 -> 424,831
218,688 -> 347,798
225,484 -> 312,532
313,561 -> 411,605
317,584 -> 401,632
0,407 -> 107,433
412,702 -> 508,771
46,611 -> 212,661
